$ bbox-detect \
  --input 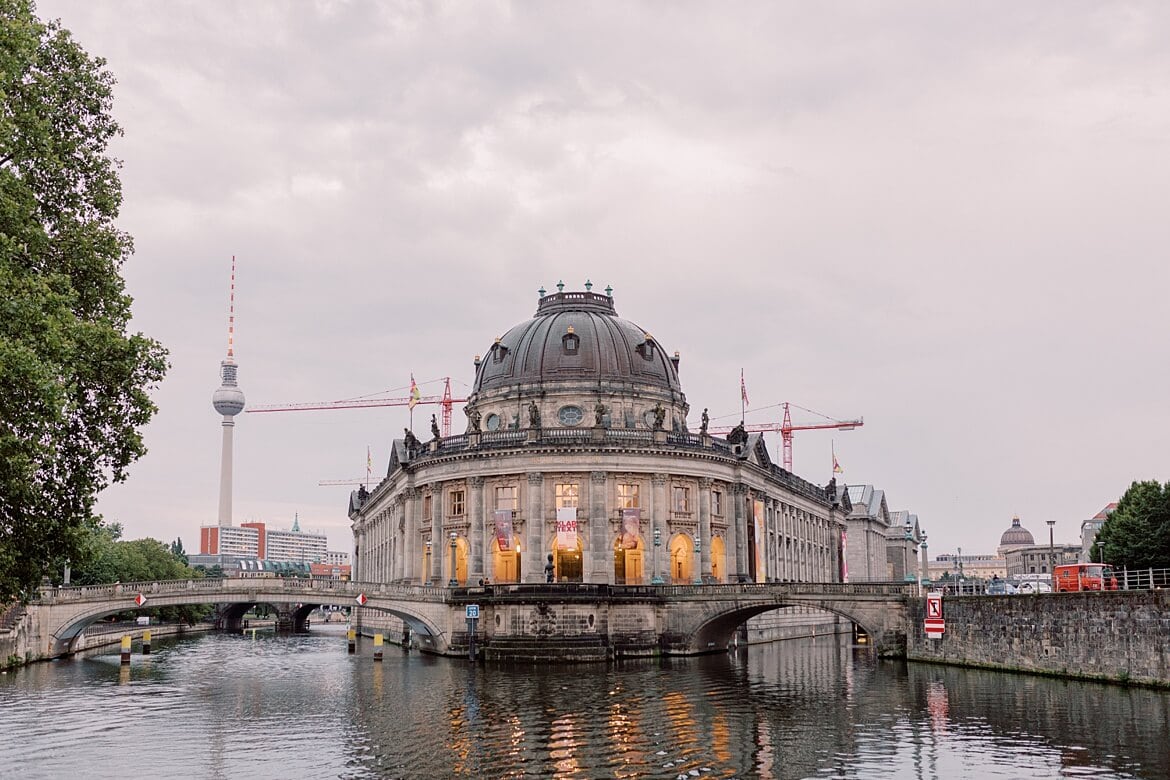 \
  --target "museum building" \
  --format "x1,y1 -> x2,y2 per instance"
349,287 -> 849,587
